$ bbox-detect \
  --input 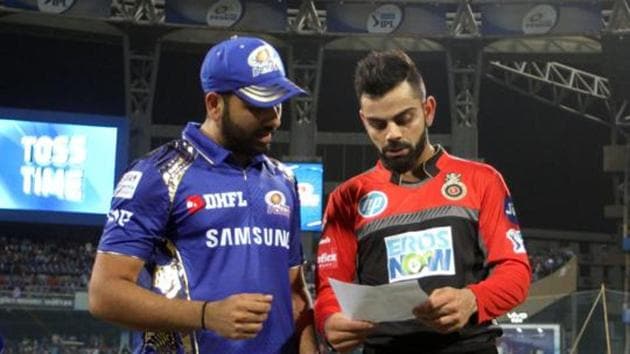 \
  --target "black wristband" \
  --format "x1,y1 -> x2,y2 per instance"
201,301 -> 210,330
